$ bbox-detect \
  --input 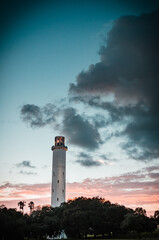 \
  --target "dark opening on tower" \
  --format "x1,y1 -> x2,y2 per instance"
55,136 -> 65,146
